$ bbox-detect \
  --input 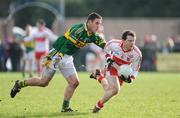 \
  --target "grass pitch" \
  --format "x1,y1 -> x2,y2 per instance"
0,72 -> 180,118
